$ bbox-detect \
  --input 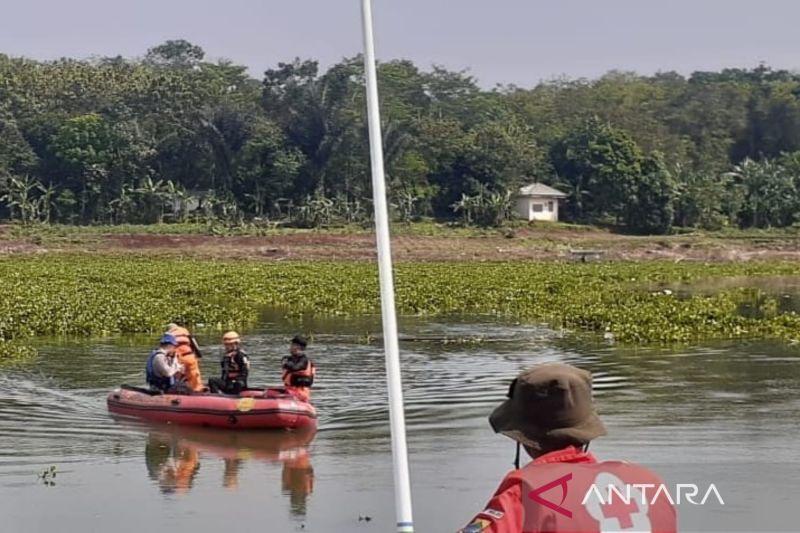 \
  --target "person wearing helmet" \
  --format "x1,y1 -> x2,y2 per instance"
456,363 -> 676,533
146,334 -> 184,392
281,335 -> 316,402
166,324 -> 204,392
208,331 -> 250,395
